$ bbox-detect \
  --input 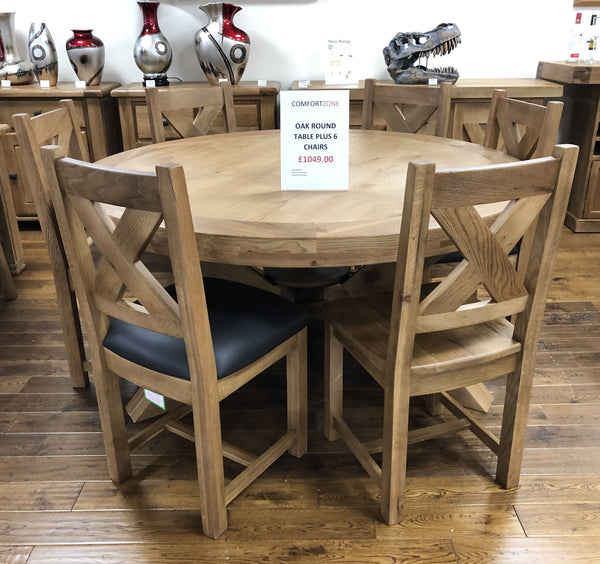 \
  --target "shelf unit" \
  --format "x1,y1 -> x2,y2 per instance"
537,61 -> 600,231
